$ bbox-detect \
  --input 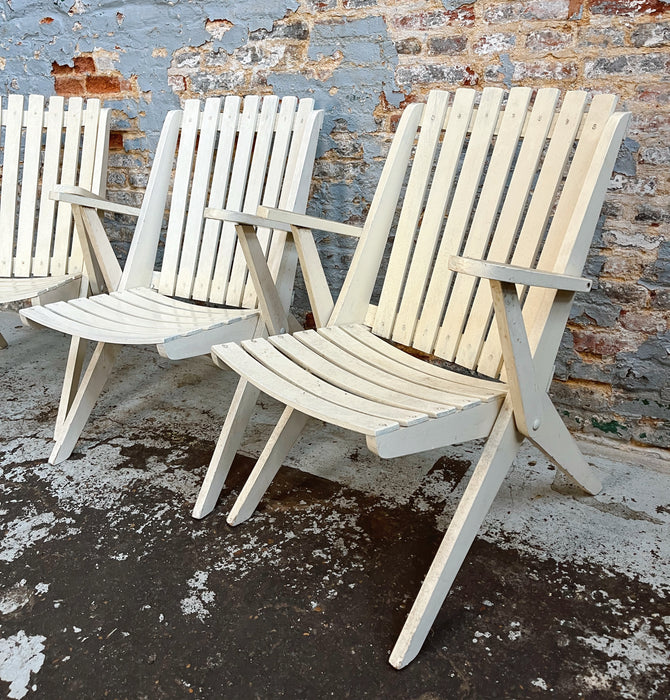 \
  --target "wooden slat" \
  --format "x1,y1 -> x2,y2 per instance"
209,96 -> 261,304
270,333 -> 456,417
320,326 -> 496,401
244,337 -> 429,426
158,99 -> 201,296
455,88 -> 560,369
0,94 -> 24,276
434,87 -> 533,361
373,90 -> 452,338
33,96 -> 66,276
241,96 -> 298,308
476,91 -> 590,377
192,96 -> 242,301
225,95 -> 281,307
174,97 -> 222,299
412,88 -> 505,355
295,330 -> 474,407
14,95 -> 45,276
51,97 -> 84,275
392,88 -> 477,346
224,340 -> 402,436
